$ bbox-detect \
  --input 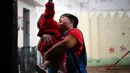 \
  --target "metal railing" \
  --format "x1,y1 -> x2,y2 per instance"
18,46 -> 37,73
